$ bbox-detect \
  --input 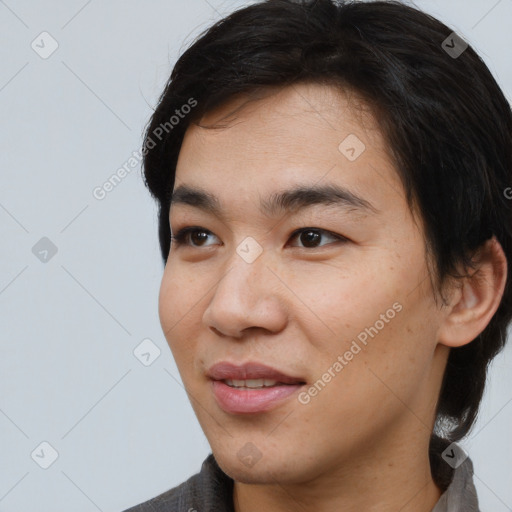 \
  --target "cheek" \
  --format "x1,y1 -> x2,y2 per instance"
158,263 -> 200,351
312,285 -> 439,421
158,269 -> 177,340
283,256 -> 403,347
158,272 -> 203,389
285,244 -> 437,391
